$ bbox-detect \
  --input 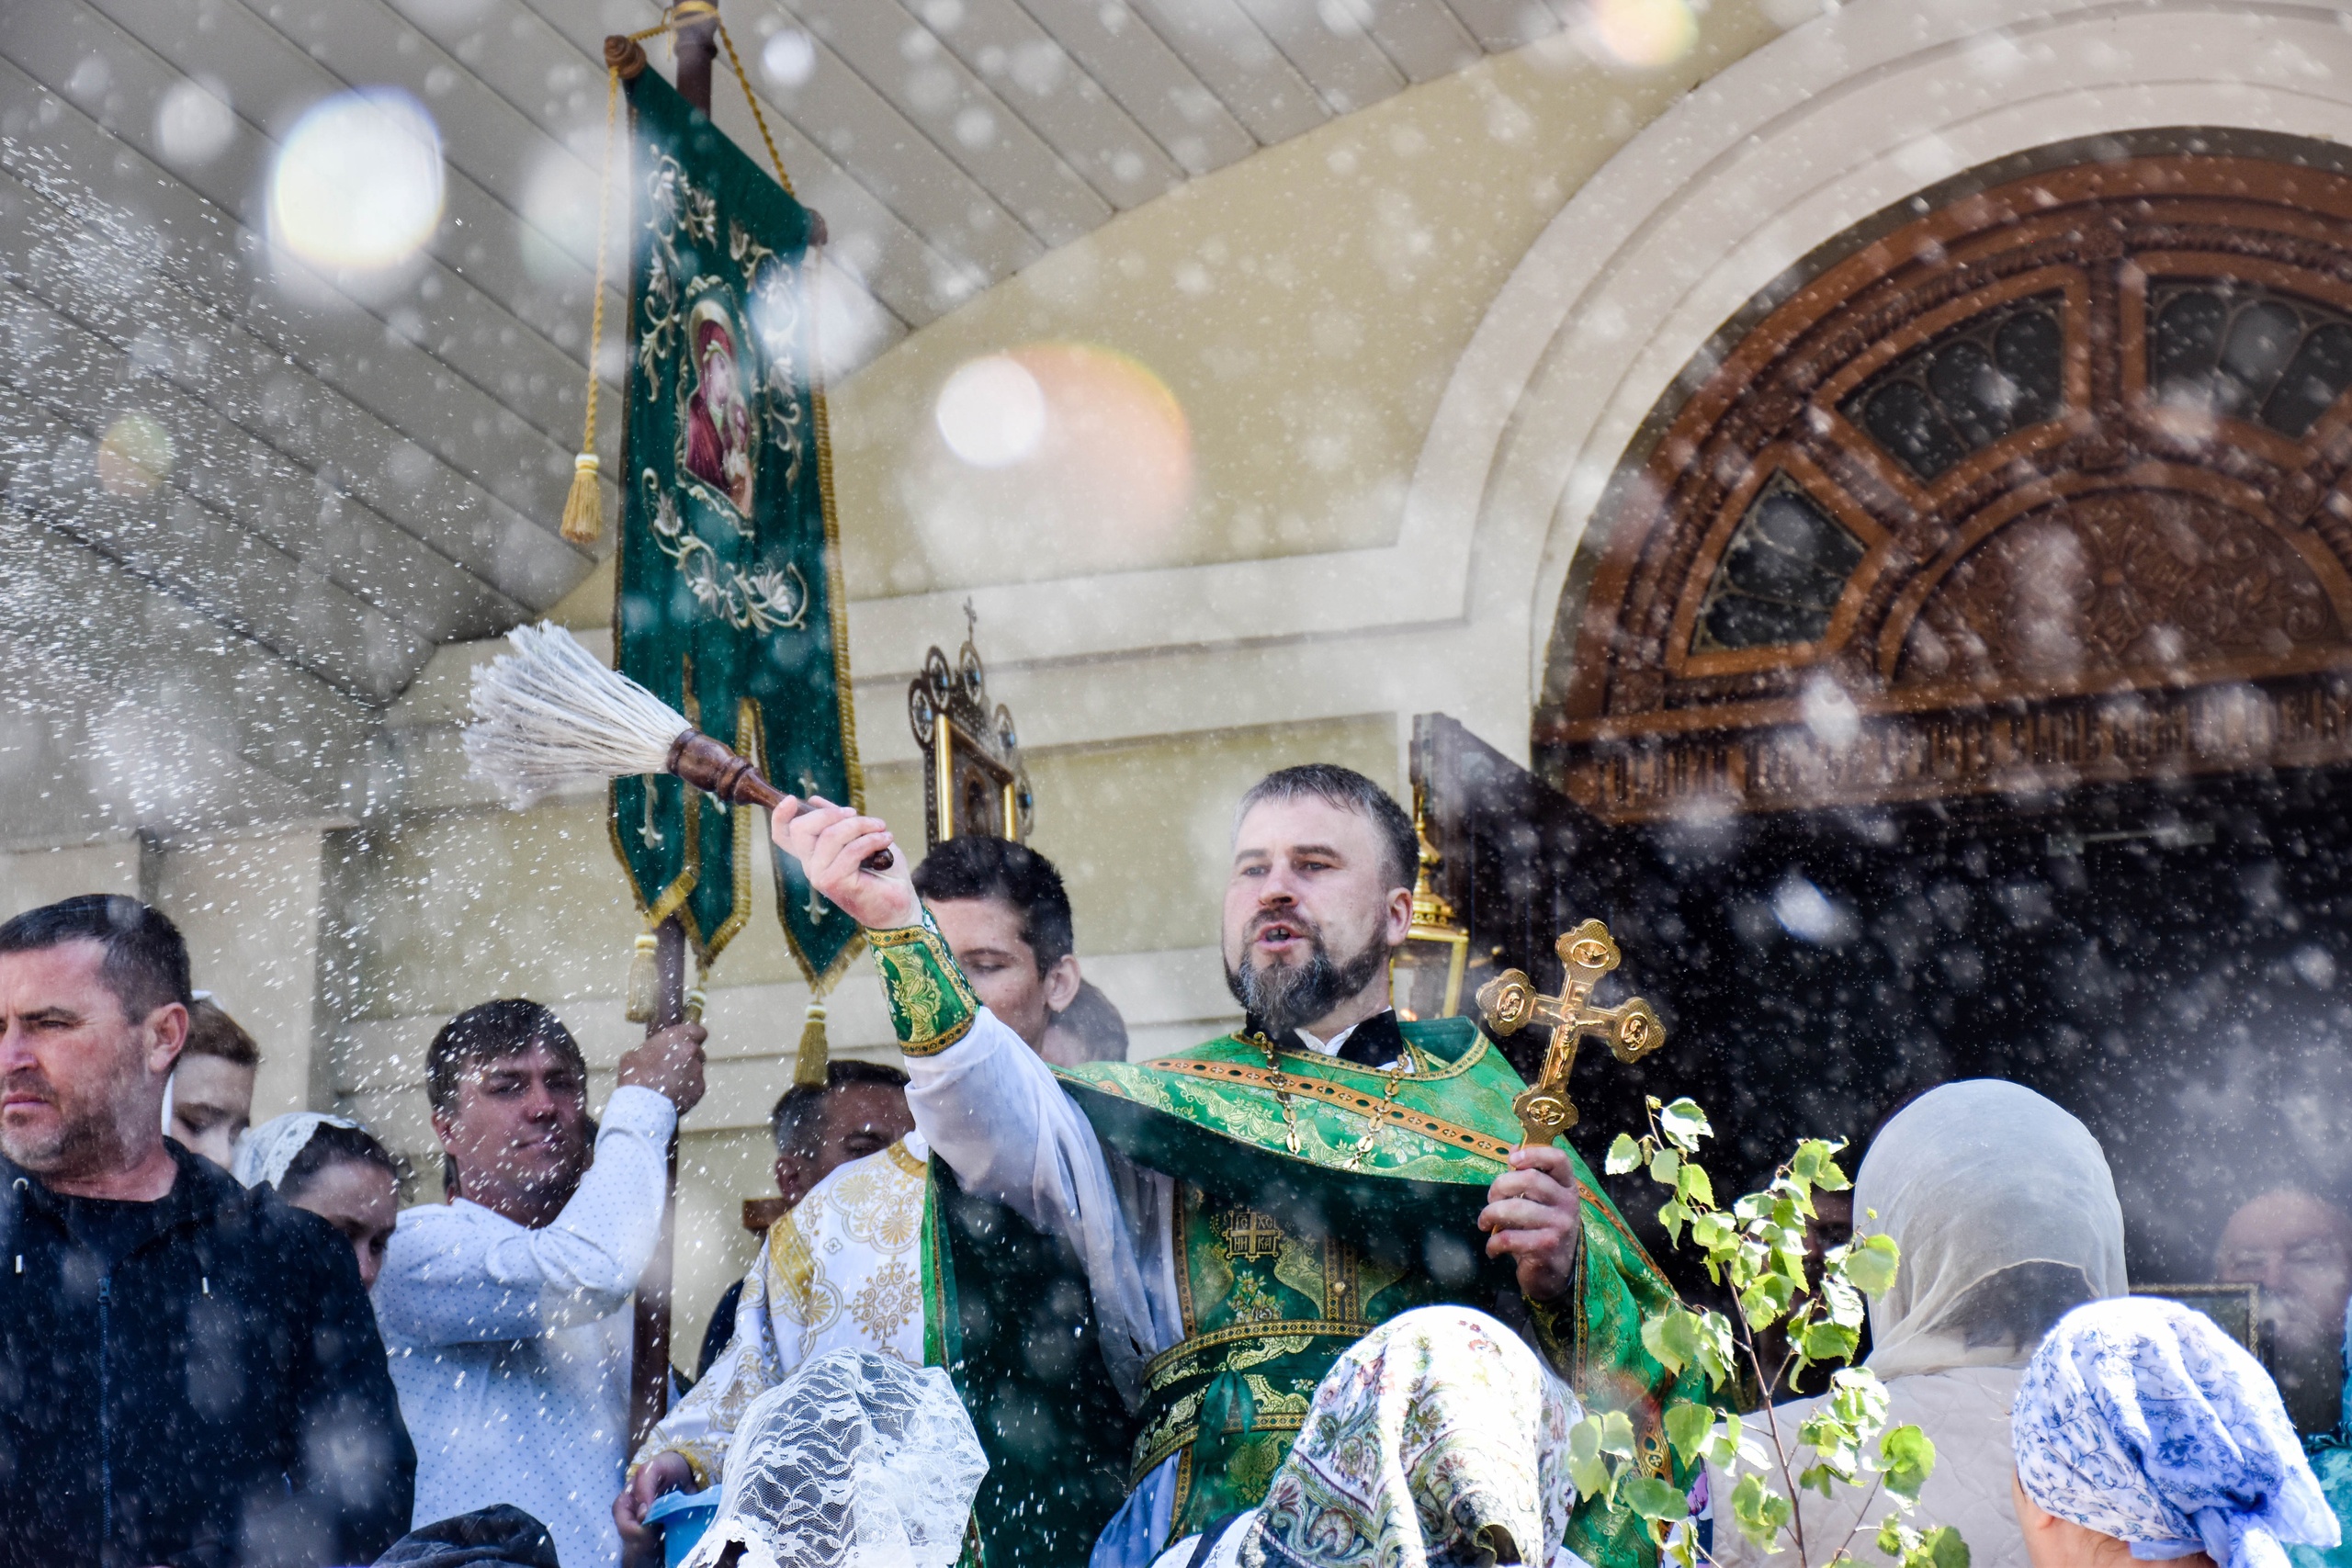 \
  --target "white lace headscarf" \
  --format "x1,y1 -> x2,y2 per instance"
681,1348 -> 988,1568
232,1111 -> 364,1190
1856,1078 -> 2127,1378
